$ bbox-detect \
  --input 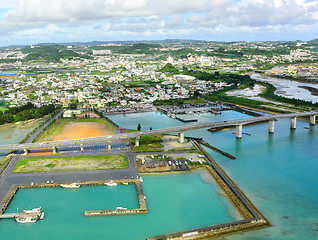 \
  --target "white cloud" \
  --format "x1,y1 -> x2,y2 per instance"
0,0 -> 317,45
